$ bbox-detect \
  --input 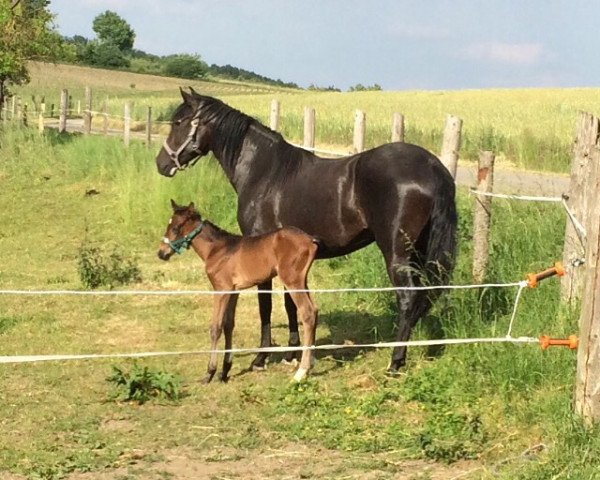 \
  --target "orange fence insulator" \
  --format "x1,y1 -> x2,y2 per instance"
539,334 -> 579,350
527,262 -> 566,288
